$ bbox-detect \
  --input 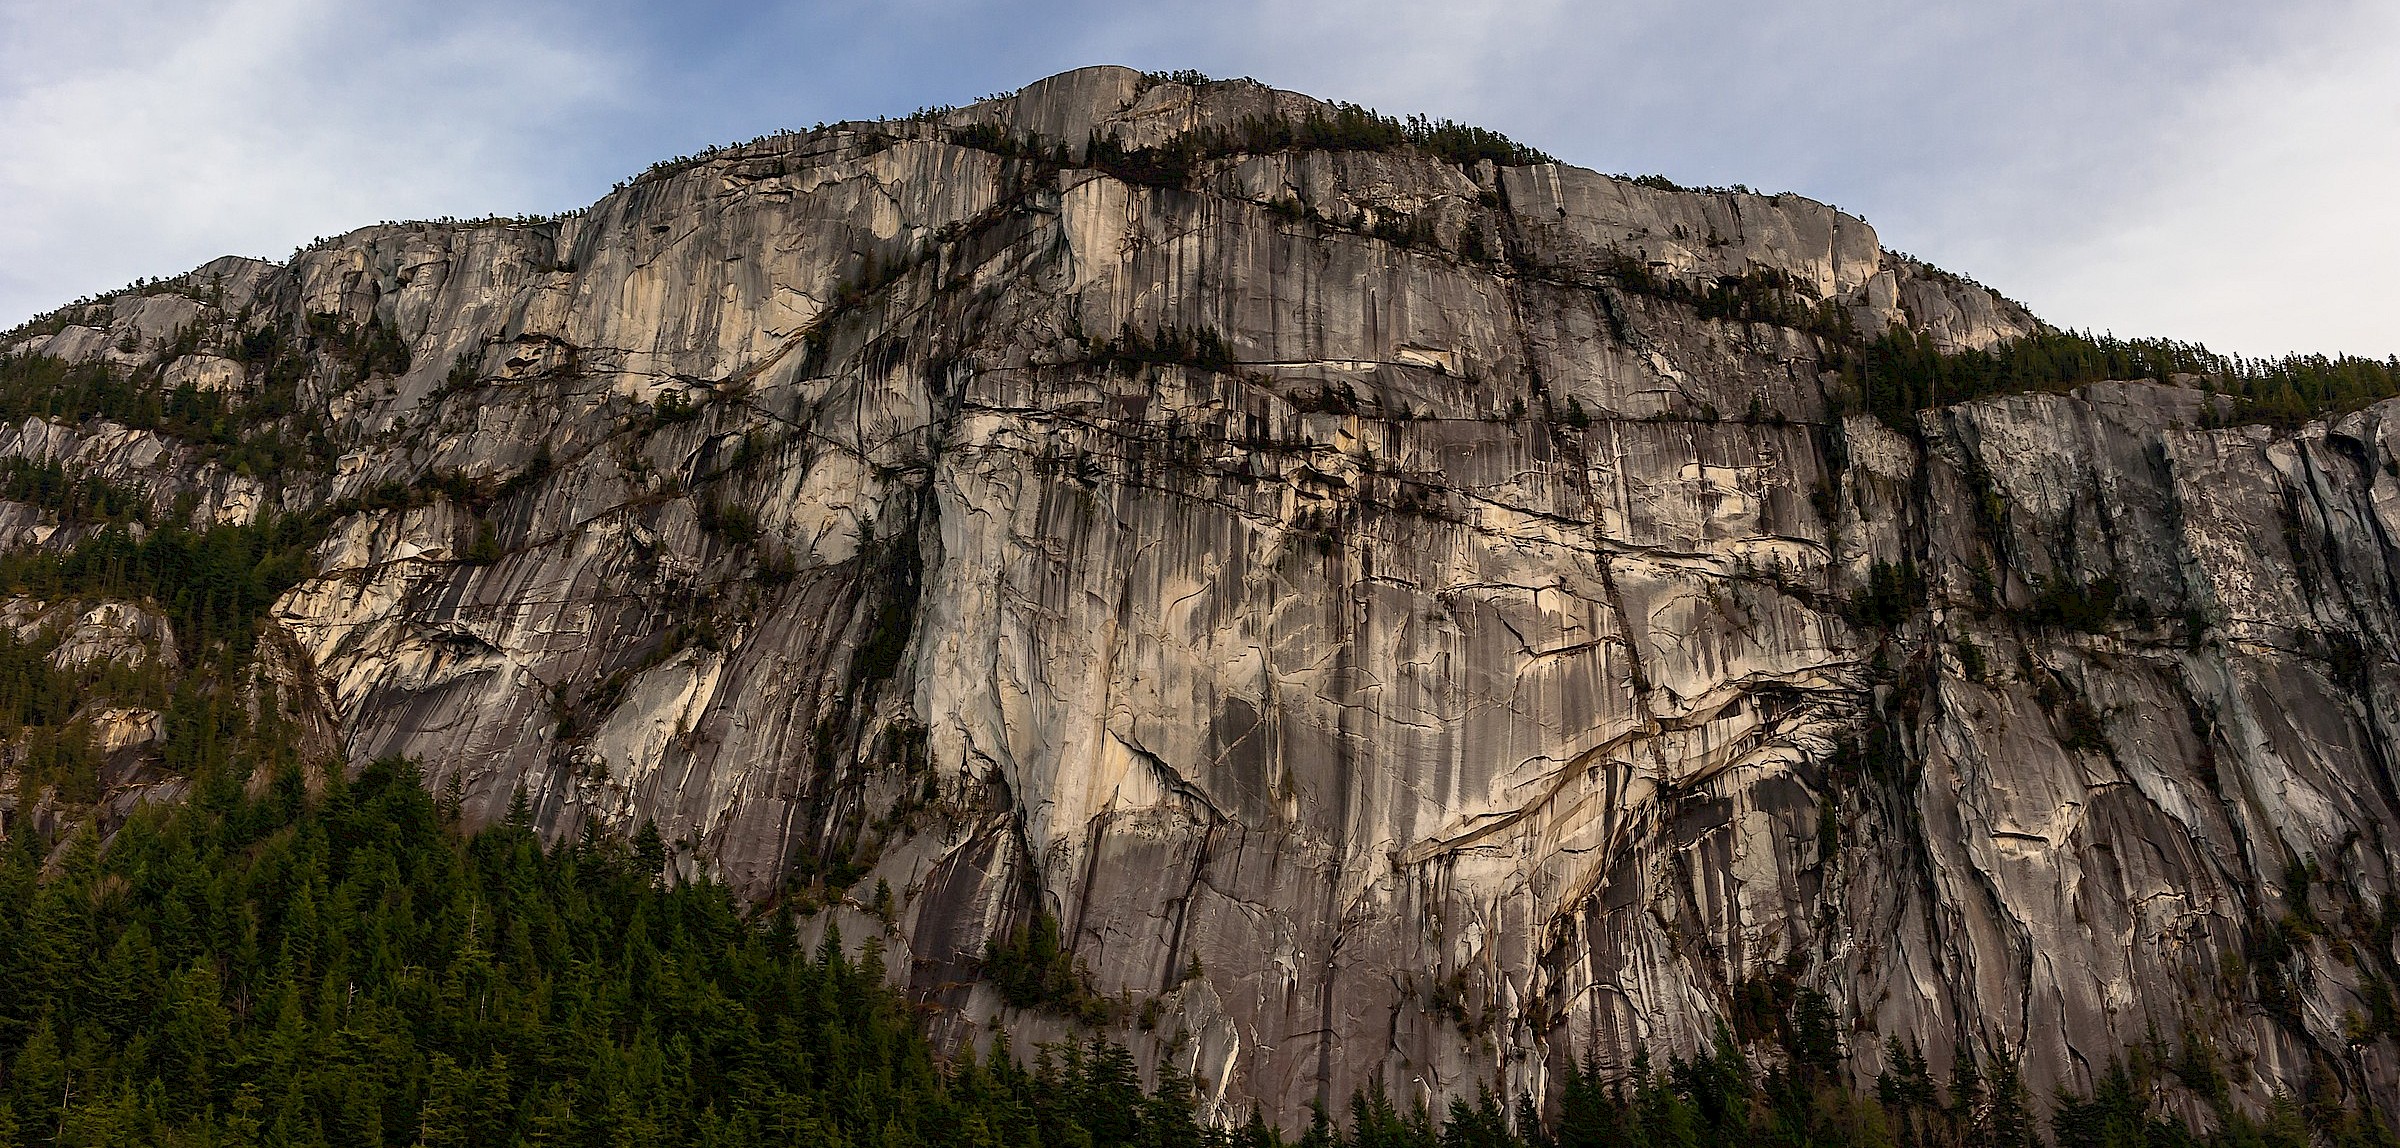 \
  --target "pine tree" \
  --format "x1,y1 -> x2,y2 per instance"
222,1084 -> 263,1148
1081,1038 -> 1146,1146
1148,1059 -> 1206,1148
1237,1108 -> 1284,1148
506,784 -> 534,828
1976,1058 -> 2033,1148
634,818 -> 667,877
418,1052 -> 471,1148
8,1015 -> 62,1129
